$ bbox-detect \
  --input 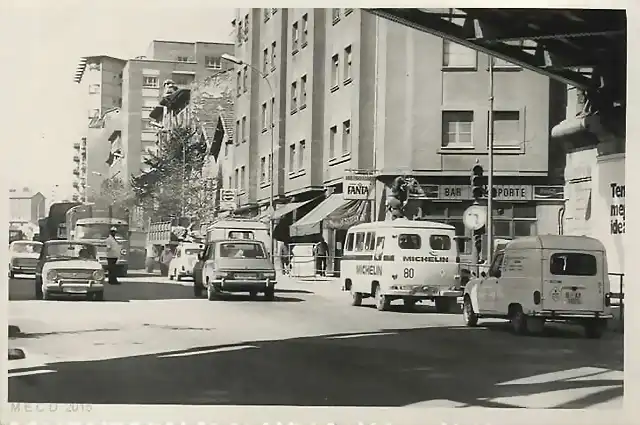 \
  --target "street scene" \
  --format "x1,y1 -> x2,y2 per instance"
6,5 -> 626,413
